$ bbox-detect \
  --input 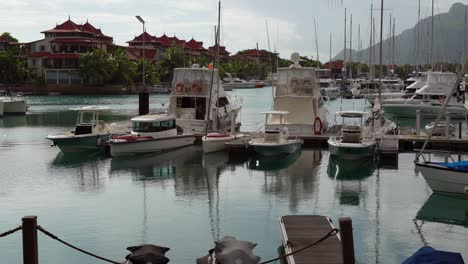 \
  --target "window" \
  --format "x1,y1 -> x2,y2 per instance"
216,97 -> 229,107
132,119 -> 176,132
32,59 -> 36,66
40,45 -> 45,51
